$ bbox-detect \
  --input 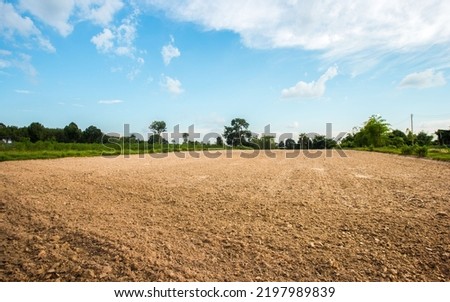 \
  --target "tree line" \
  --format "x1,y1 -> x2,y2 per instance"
0,122 -> 104,144
340,115 -> 448,148
1,116 -> 448,149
